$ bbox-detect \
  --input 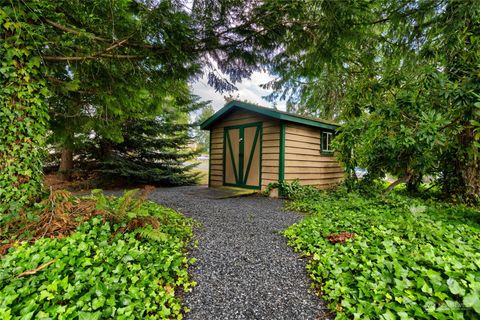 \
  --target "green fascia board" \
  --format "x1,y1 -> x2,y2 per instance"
200,100 -> 339,131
